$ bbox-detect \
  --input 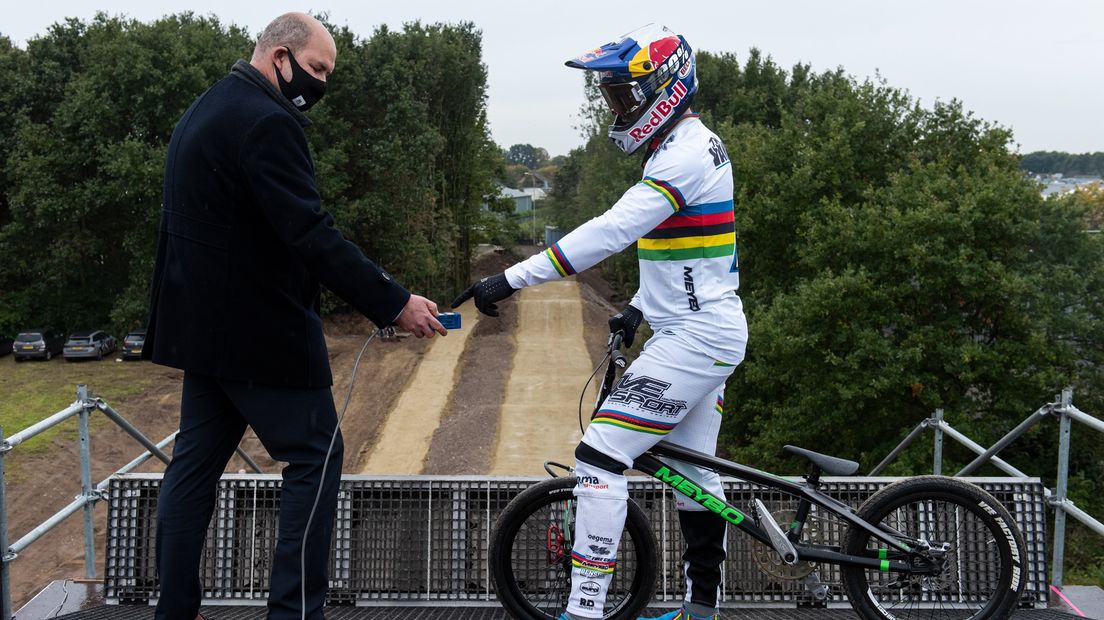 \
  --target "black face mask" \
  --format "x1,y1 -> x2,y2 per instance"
274,48 -> 327,111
